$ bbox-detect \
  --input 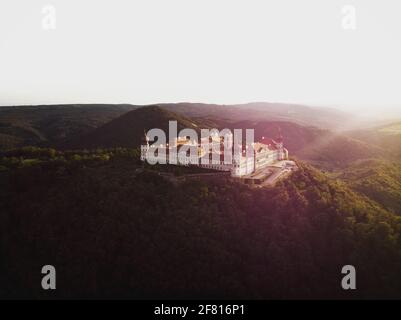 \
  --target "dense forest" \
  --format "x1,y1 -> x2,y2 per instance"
1,147 -> 401,299
338,160 -> 401,214
1,104 -> 401,299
